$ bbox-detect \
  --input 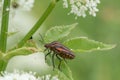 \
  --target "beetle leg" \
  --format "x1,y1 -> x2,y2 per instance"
44,48 -> 48,52
45,50 -> 51,60
52,53 -> 55,70
64,58 -> 67,63
56,54 -> 62,70
39,33 -> 45,44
